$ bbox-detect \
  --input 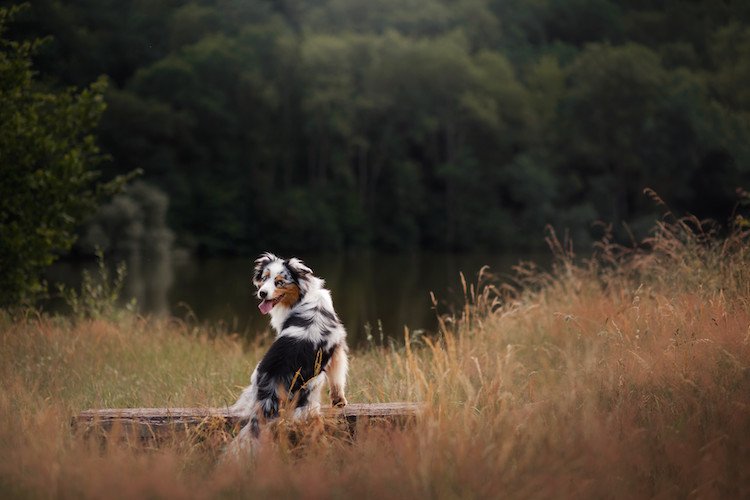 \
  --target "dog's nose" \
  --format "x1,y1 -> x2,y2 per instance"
259,290 -> 267,299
